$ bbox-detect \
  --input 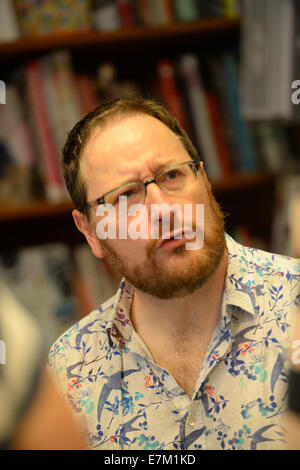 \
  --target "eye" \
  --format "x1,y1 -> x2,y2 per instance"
120,189 -> 135,198
165,169 -> 179,180
112,185 -> 142,206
